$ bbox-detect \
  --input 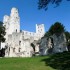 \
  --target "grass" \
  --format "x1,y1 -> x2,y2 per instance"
0,56 -> 55,70
0,51 -> 70,70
